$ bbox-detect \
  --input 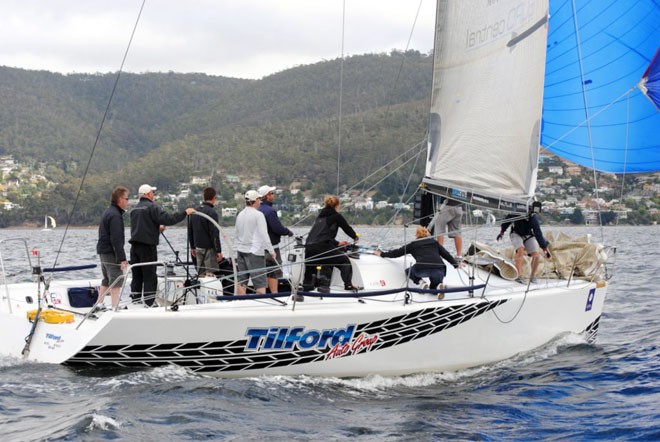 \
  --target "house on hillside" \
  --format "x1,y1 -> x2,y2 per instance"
353,197 -> 374,210
566,165 -> 582,176
191,176 -> 210,186
1,201 -> 18,210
